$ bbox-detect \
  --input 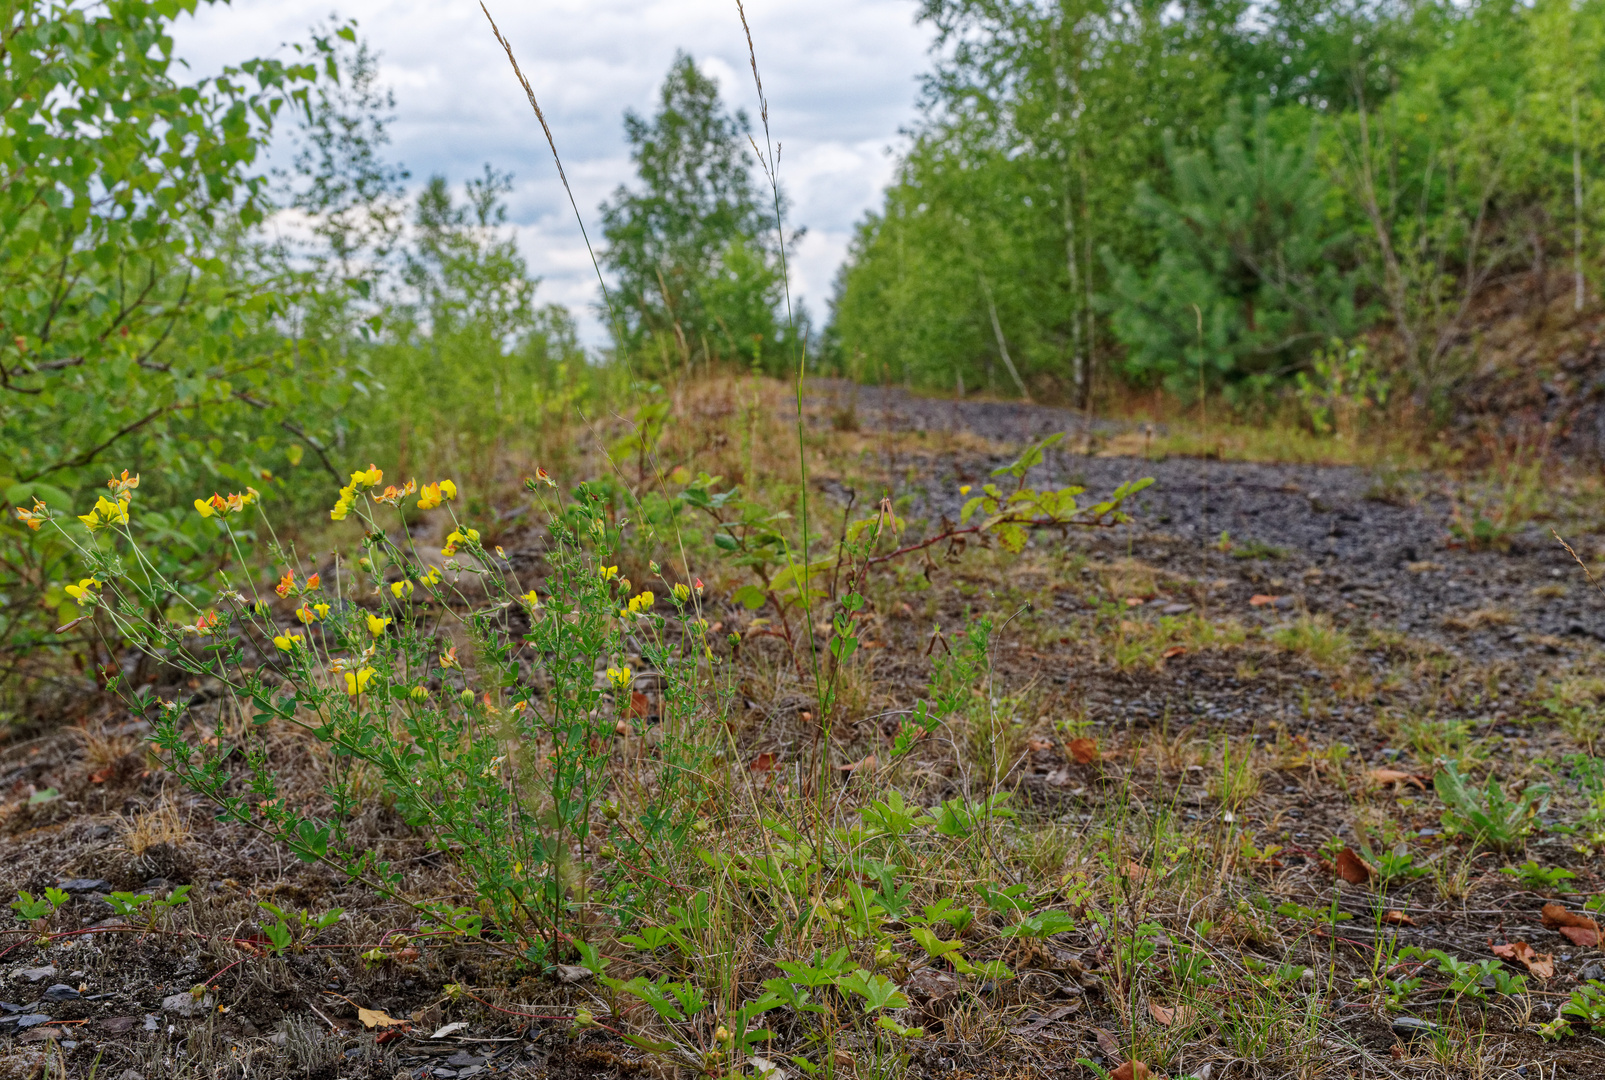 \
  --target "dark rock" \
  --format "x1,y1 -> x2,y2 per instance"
55,878 -> 111,894
1391,1016 -> 1437,1039
16,966 -> 55,983
41,984 -> 80,1002
445,1052 -> 486,1068
14,1014 -> 53,1028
